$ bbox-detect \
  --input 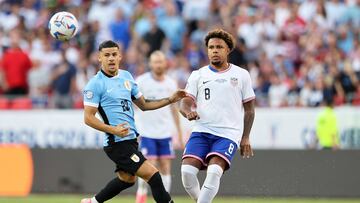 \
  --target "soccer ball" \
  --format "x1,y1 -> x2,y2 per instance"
48,11 -> 78,41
